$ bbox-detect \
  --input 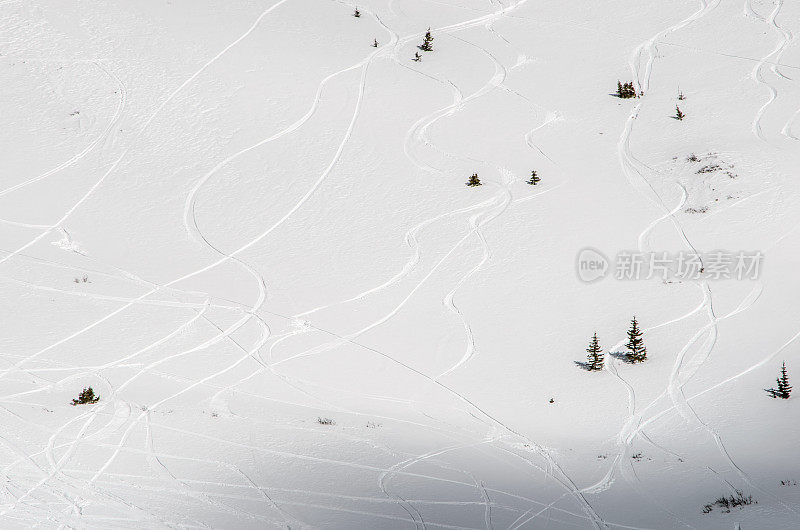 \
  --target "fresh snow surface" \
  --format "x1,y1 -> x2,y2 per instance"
2,0 -> 800,528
